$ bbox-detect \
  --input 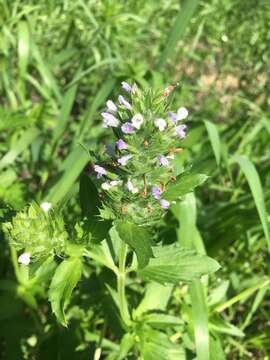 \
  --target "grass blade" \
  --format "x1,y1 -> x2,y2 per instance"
44,146 -> 89,204
0,127 -> 40,171
204,120 -> 221,165
234,155 -> 270,252
175,194 -> 210,360
157,0 -> 199,69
